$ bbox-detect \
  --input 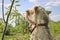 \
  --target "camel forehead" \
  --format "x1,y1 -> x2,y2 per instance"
28,6 -> 45,13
